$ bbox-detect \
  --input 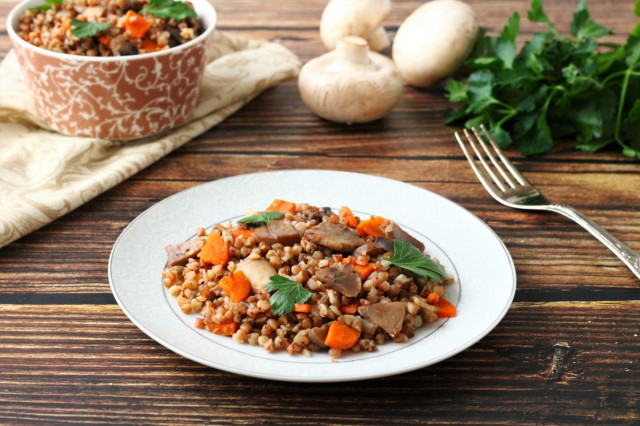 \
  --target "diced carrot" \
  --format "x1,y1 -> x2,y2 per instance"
140,39 -> 161,52
123,10 -> 151,39
340,256 -> 354,265
435,297 -> 457,318
266,199 -> 296,213
356,216 -> 386,237
324,321 -> 361,350
332,254 -> 343,263
354,263 -> 375,280
341,302 -> 359,314
98,35 -> 111,46
208,322 -> 238,335
293,303 -> 312,313
232,229 -> 253,240
200,231 -> 229,267
195,318 -> 205,329
426,292 -> 440,305
61,20 -> 71,31
220,271 -> 251,303
339,206 -> 358,228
